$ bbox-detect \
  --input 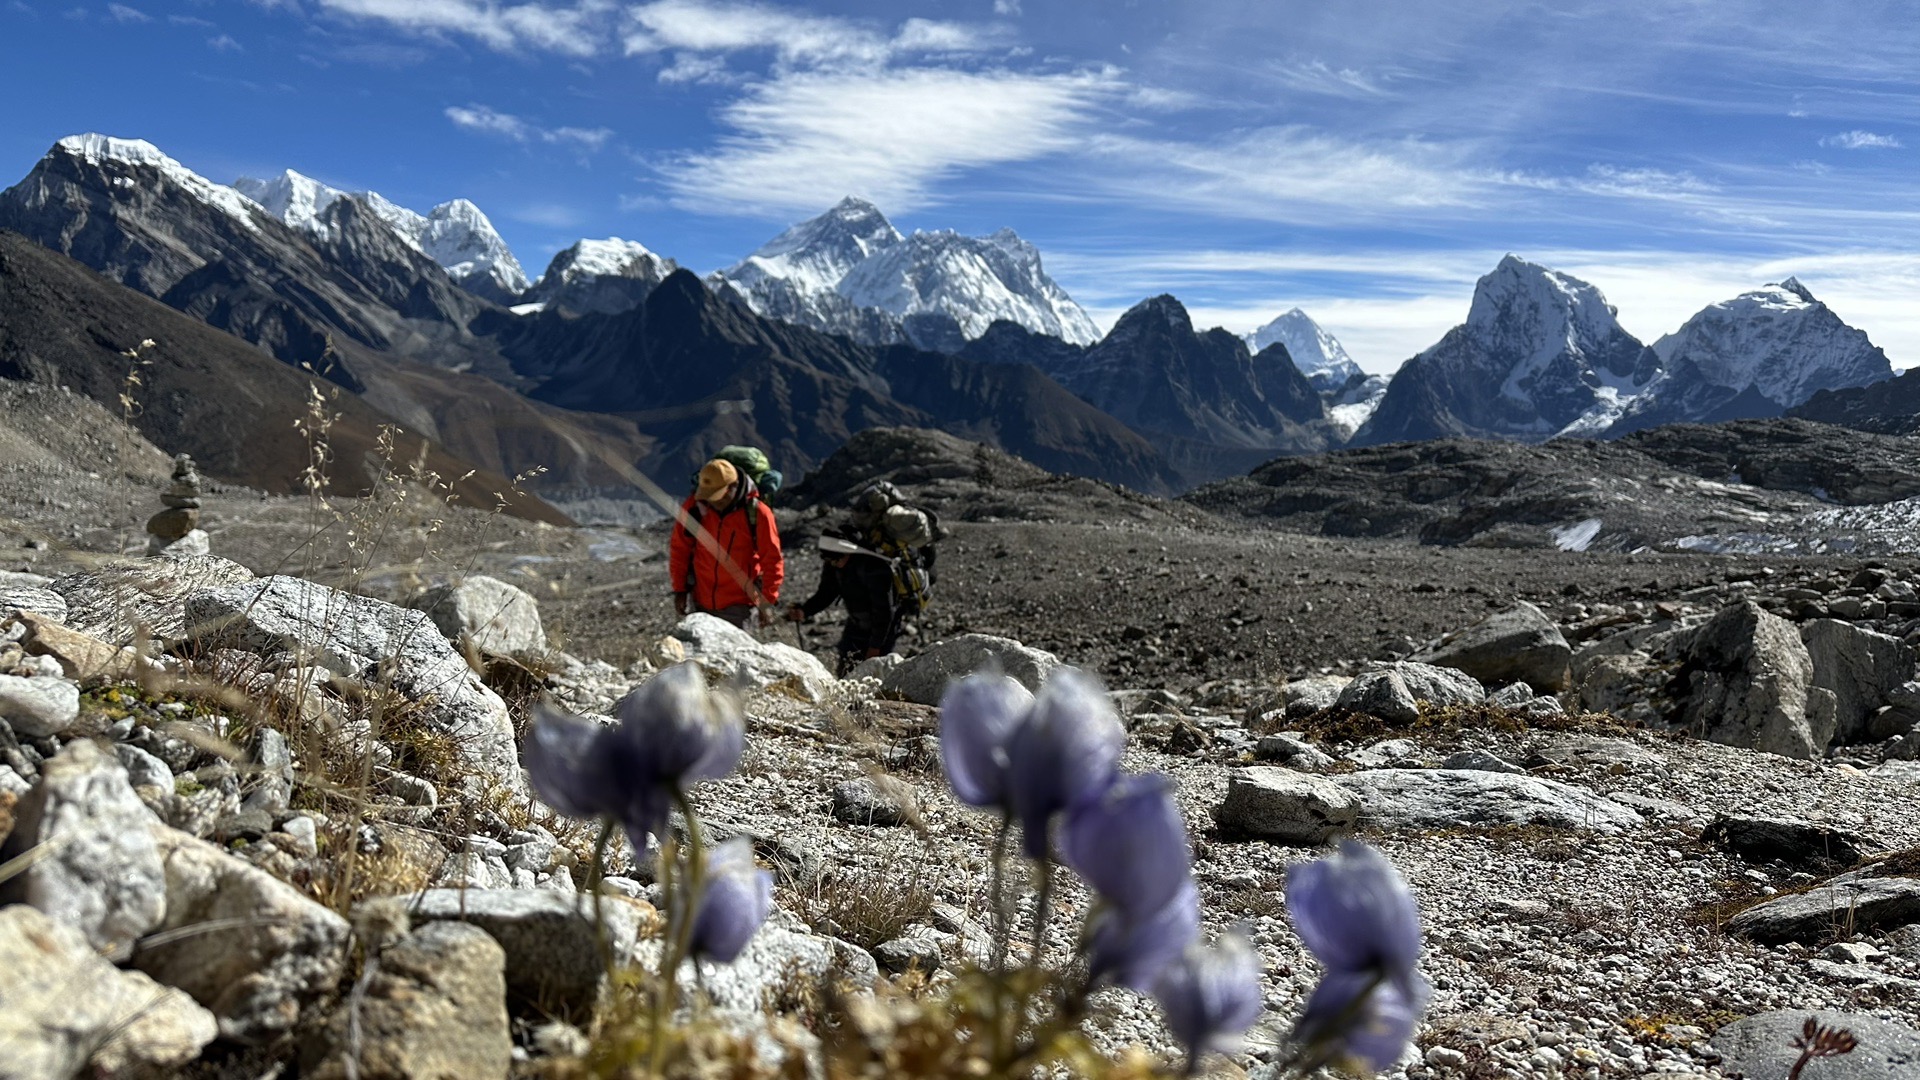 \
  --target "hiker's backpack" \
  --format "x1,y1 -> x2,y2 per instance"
709,445 -> 783,497
874,503 -> 945,614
